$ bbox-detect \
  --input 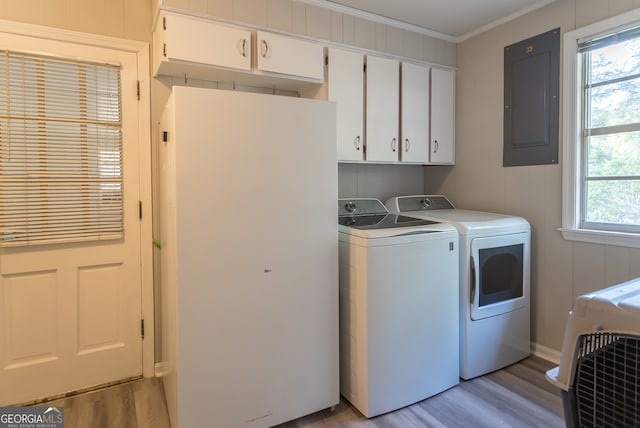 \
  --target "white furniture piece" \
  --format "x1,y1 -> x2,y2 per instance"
338,198 -> 459,417
386,195 -> 531,380
365,55 -> 400,162
159,87 -> 339,428
430,68 -> 456,164
400,62 -> 430,163
153,10 -> 324,91
327,48 -> 364,162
